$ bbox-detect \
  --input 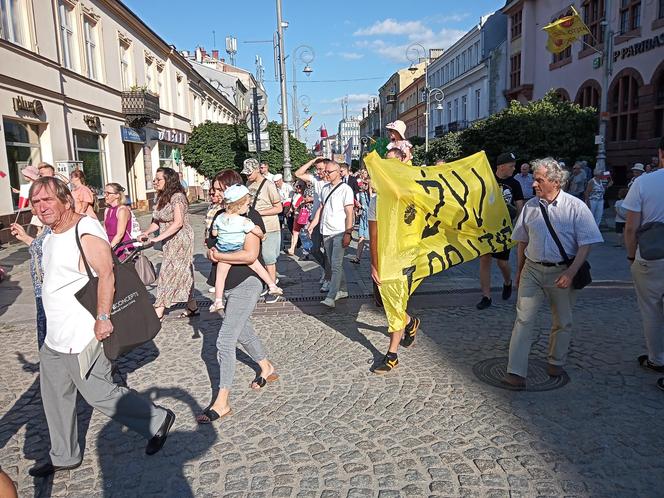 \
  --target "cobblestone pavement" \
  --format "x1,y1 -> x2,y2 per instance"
1,206 -> 662,497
